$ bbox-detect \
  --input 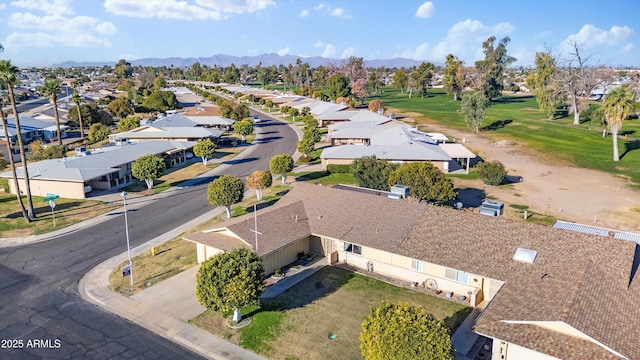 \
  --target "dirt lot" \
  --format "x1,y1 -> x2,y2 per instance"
428,124 -> 640,233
